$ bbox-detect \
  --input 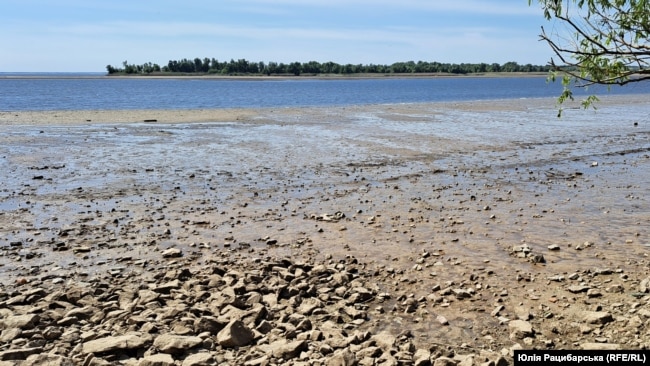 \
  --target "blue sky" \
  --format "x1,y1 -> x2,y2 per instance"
1,0 -> 552,72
